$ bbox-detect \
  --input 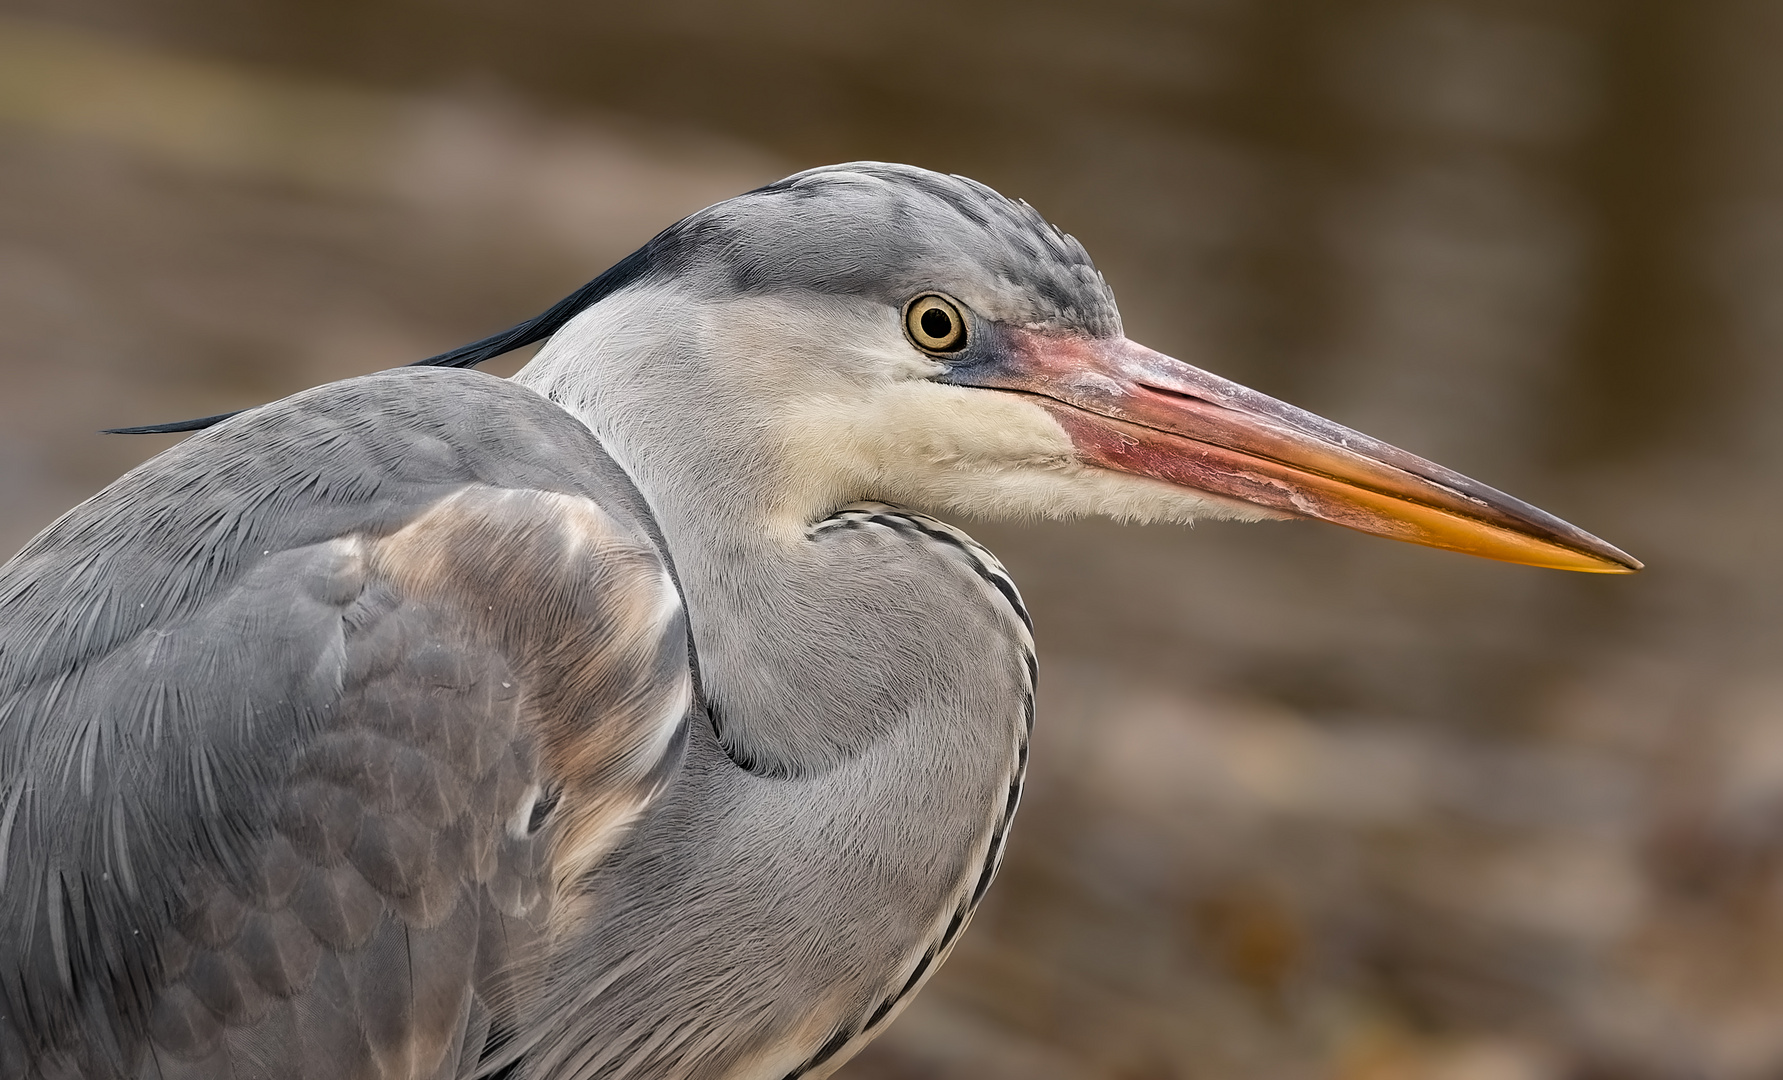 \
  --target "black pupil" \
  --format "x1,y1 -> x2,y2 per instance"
920,307 -> 954,341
